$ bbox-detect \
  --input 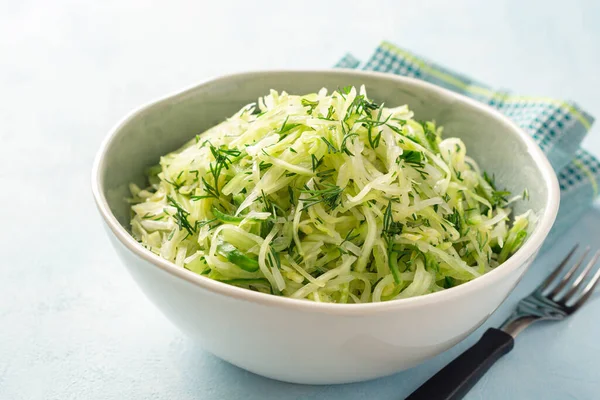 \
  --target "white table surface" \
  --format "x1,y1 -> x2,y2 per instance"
2,1 -> 600,399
